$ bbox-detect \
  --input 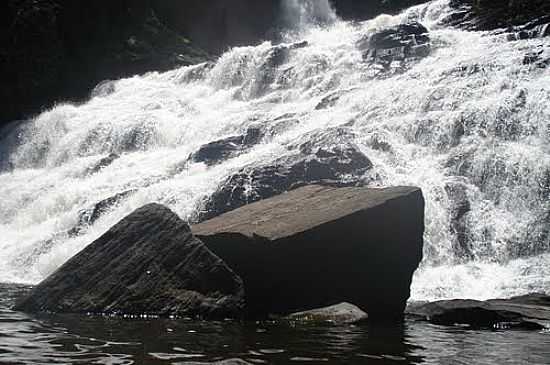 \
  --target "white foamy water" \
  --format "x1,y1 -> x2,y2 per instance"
0,0 -> 549,301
